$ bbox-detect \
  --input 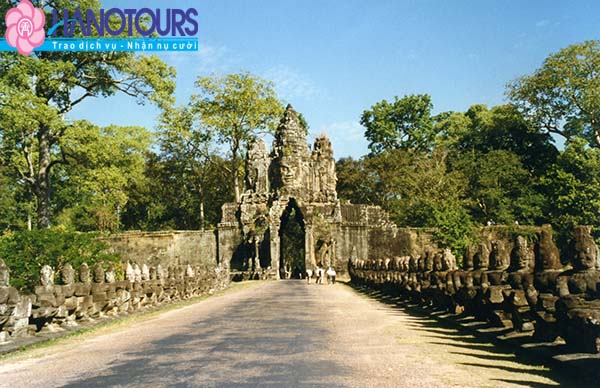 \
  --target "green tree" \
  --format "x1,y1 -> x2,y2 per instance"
361,94 -> 435,154
454,150 -> 545,225
539,138 -> 600,242
335,157 -> 378,205
140,106 -> 233,229
52,122 -> 151,231
507,40 -> 600,148
0,0 -> 175,228
190,72 -> 283,203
